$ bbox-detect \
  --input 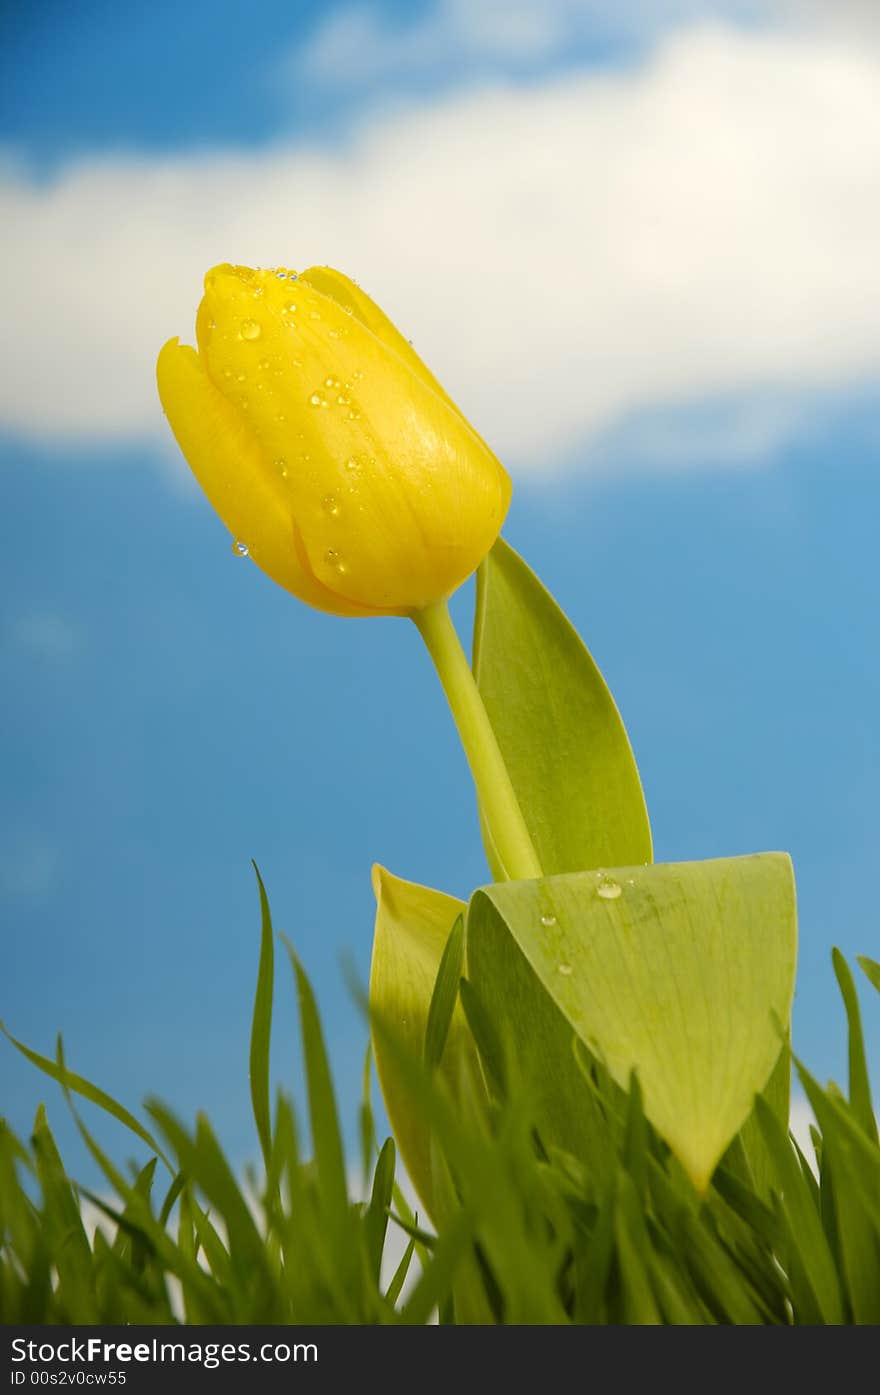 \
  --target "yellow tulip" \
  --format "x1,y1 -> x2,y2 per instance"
157,264 -> 511,616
